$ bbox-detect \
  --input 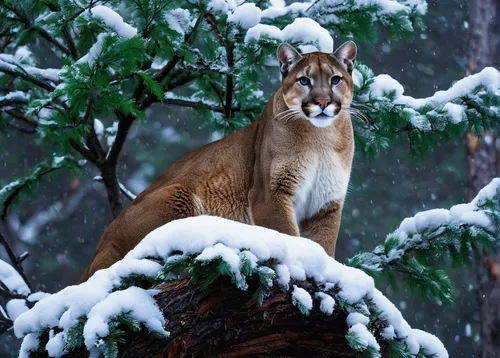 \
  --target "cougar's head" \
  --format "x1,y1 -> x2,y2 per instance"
277,41 -> 357,128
